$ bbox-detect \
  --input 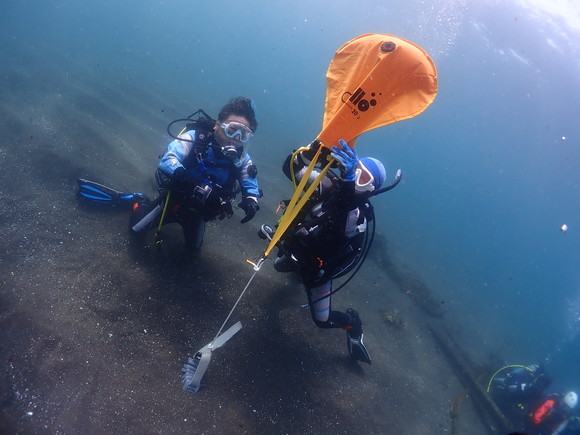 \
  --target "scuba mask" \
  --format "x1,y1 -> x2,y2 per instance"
220,121 -> 253,143
354,157 -> 386,193
219,121 -> 253,162
354,163 -> 375,193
